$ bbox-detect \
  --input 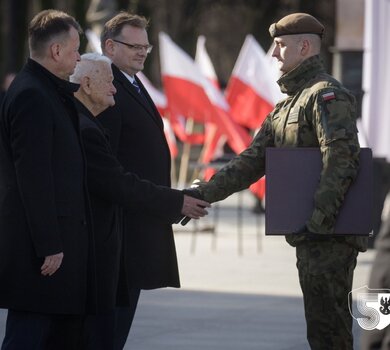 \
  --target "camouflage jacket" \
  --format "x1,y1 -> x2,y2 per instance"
198,55 -> 367,251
